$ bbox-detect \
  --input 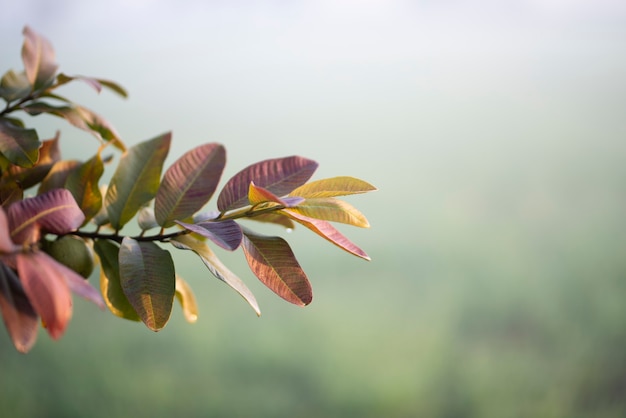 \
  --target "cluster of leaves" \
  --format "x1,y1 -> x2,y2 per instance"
0,27 -> 375,353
